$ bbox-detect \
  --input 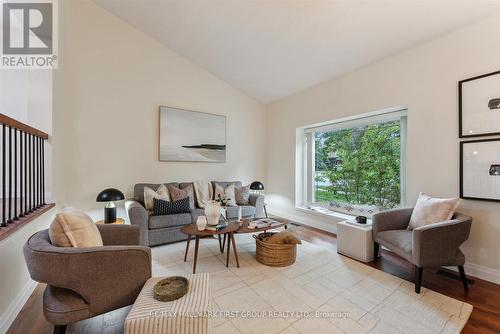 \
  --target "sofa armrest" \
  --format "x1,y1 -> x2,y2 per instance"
249,193 -> 265,218
97,224 -> 141,246
125,199 -> 149,246
412,213 -> 472,267
372,208 -> 413,237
